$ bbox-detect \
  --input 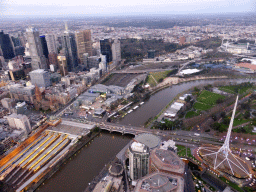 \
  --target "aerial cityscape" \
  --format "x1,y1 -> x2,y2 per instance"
0,0 -> 256,192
